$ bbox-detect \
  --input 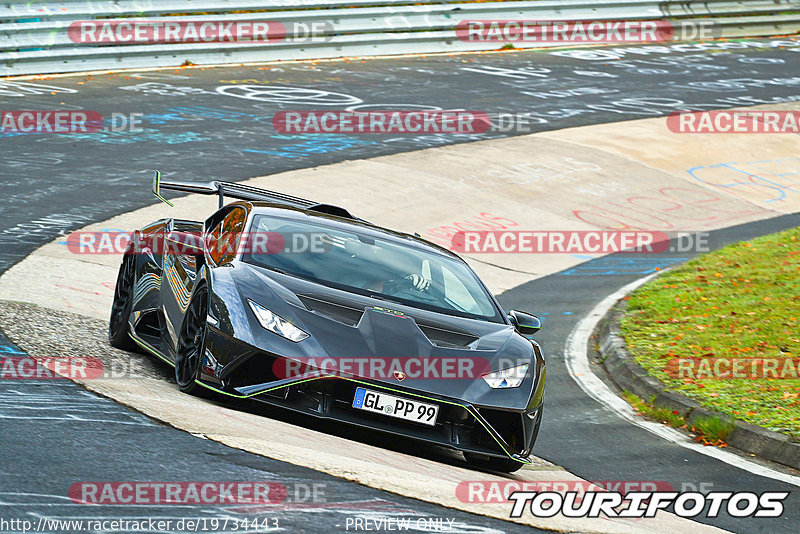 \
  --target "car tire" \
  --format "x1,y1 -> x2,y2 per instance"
108,254 -> 138,352
175,285 -> 213,398
464,452 -> 525,473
